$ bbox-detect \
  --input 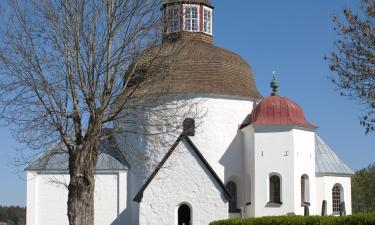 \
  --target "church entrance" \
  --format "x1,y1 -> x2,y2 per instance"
178,204 -> 191,225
